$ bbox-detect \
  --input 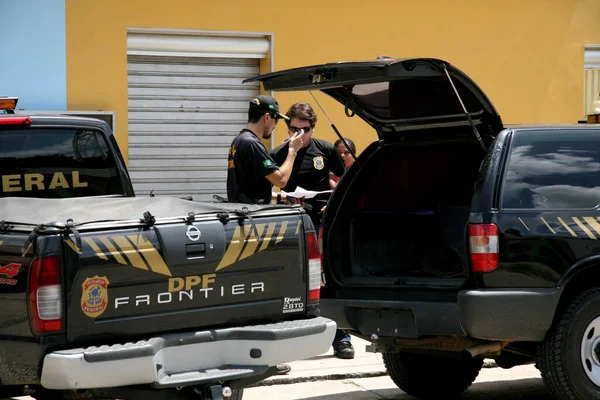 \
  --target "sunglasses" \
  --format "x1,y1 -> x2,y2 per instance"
266,113 -> 281,124
287,125 -> 312,134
